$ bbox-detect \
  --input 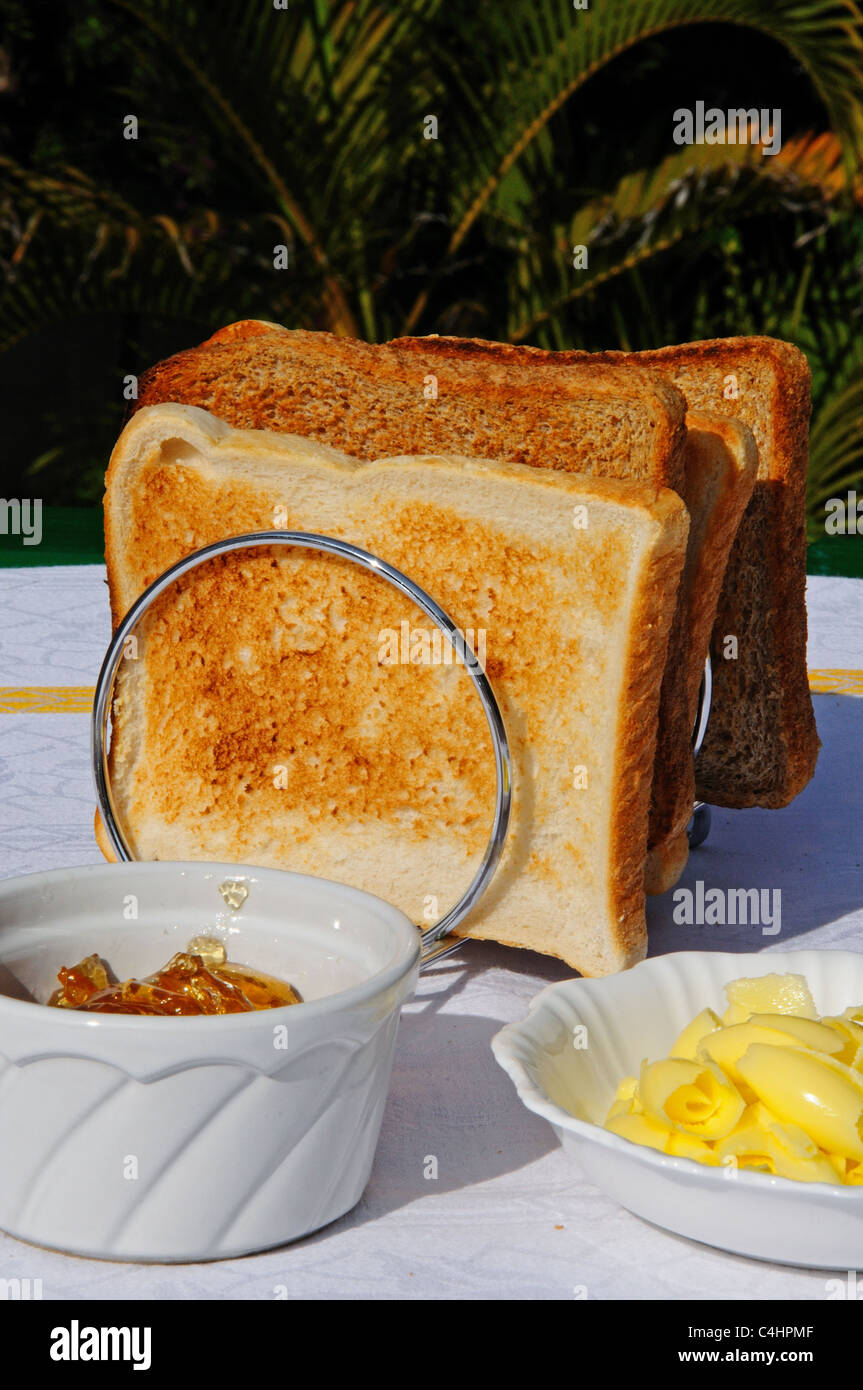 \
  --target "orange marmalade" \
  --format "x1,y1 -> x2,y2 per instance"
48,936 -> 301,1015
